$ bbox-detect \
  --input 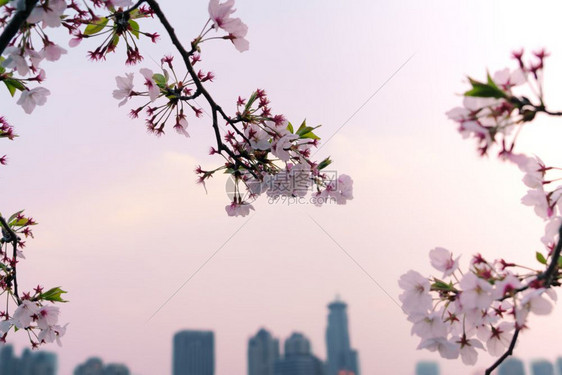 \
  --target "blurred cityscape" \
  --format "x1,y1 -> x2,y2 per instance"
0,297 -> 559,374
